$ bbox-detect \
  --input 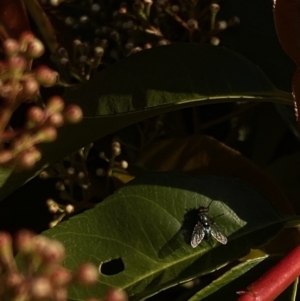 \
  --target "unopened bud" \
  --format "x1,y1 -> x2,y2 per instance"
120,160 -> 128,169
22,77 -> 39,96
26,39 -> 45,58
94,46 -> 104,57
75,263 -> 99,285
27,106 -> 44,126
30,277 -> 52,299
157,40 -> 169,46
47,199 -> 59,213
3,39 -> 20,56
67,167 -> 75,175
210,36 -> 220,46
80,15 -> 89,24
215,20 -> 227,30
48,112 -> 64,127
63,105 -> 83,123
144,43 -> 152,49
34,66 -> 58,87
210,3 -> 220,13
19,31 -> 35,52
50,267 -> 72,287
15,230 -> 35,253
105,288 -> 128,301
47,96 -> 65,113
39,239 -> 65,263
34,126 -> 57,143
8,56 -> 26,76
112,142 -> 121,156
39,171 -> 49,179
65,204 -> 74,214
0,149 -> 13,164
18,148 -> 42,169
187,19 -> 198,30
